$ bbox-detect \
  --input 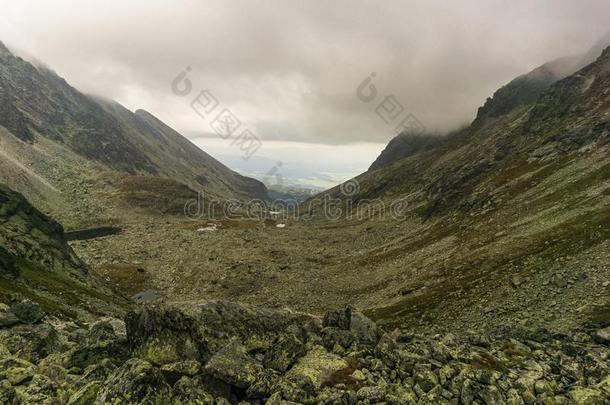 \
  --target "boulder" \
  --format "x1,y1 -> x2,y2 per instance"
67,339 -> 127,370
357,385 -> 386,402
87,320 -> 118,345
0,357 -> 36,385
0,246 -> 17,277
160,360 -> 202,384
38,362 -> 68,382
374,334 -> 401,367
0,322 -> 63,362
282,346 -> 352,394
593,327 -> 610,345
264,334 -> 307,372
125,305 -> 205,365
323,307 -> 352,330
73,358 -> 117,389
245,368 -> 277,399
194,300 -> 321,353
414,369 -> 439,392
321,326 -> 355,351
350,311 -> 383,348
0,304 -> 19,328
10,299 -> 44,324
568,387 -> 604,405
20,374 -> 60,404
95,358 -> 169,404
67,381 -> 102,405
204,340 -> 263,389
0,380 -> 18,405
173,376 -> 214,403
